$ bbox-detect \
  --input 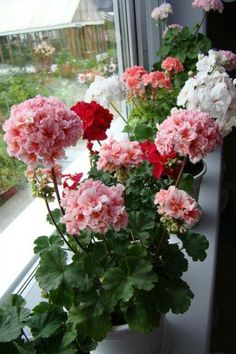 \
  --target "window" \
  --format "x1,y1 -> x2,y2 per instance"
0,0 -> 132,298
